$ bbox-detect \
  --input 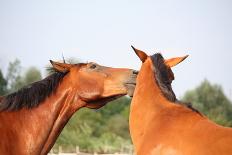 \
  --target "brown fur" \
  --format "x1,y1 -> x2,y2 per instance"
130,52 -> 232,155
0,61 -> 137,155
